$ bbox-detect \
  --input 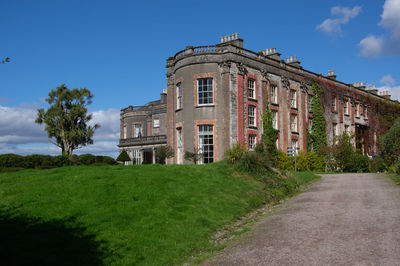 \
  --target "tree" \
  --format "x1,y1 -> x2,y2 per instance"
379,117 -> 400,166
0,57 -> 10,64
155,145 -> 174,164
36,84 -> 100,156
117,150 -> 131,163
262,101 -> 278,162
